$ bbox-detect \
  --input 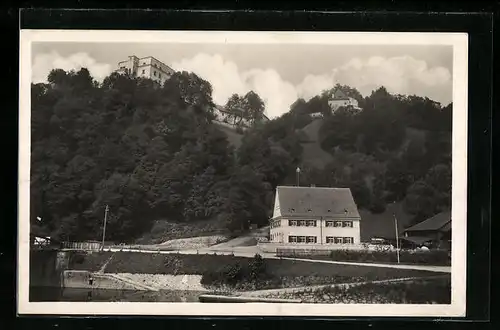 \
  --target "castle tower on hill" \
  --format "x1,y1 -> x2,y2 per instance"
115,55 -> 176,86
